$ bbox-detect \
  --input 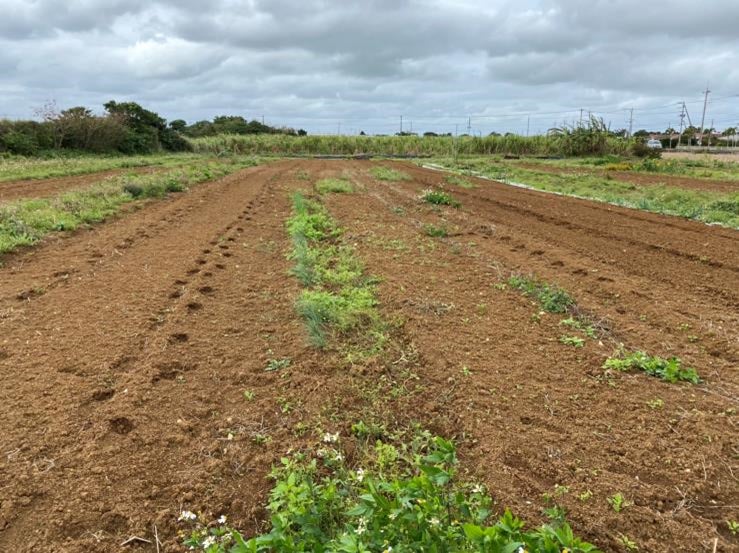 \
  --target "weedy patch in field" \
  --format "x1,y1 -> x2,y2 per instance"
603,350 -> 699,384
0,161 -> 243,255
315,177 -> 353,194
423,223 -> 448,237
445,174 -> 475,188
420,189 -> 461,208
370,166 -> 411,181
181,429 -> 599,552
287,192 -> 385,355
508,274 -> 574,314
